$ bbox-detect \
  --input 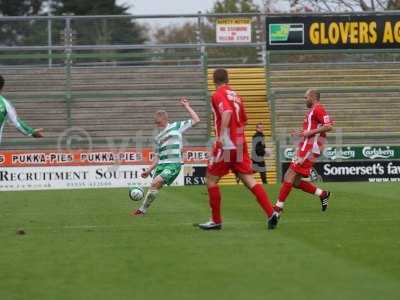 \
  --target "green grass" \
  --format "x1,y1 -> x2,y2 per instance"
1,183 -> 400,300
